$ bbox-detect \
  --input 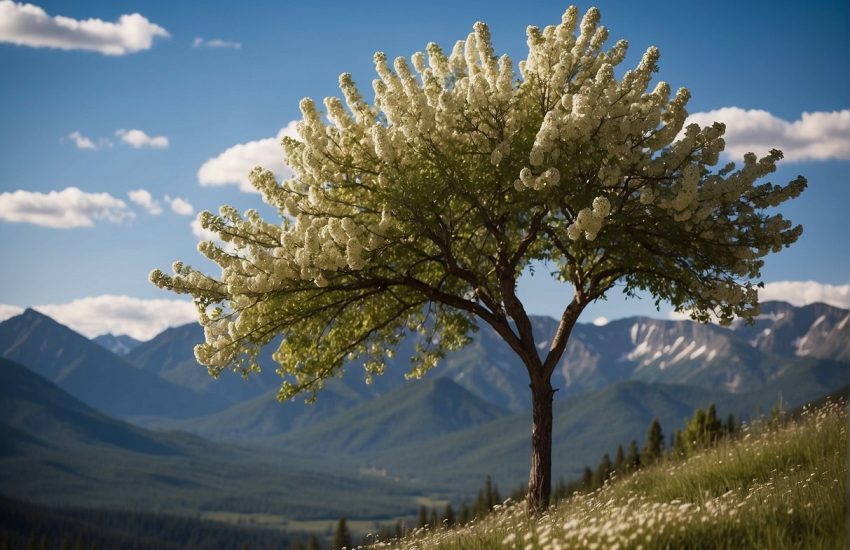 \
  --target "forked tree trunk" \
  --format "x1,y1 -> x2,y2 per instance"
527,376 -> 555,512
